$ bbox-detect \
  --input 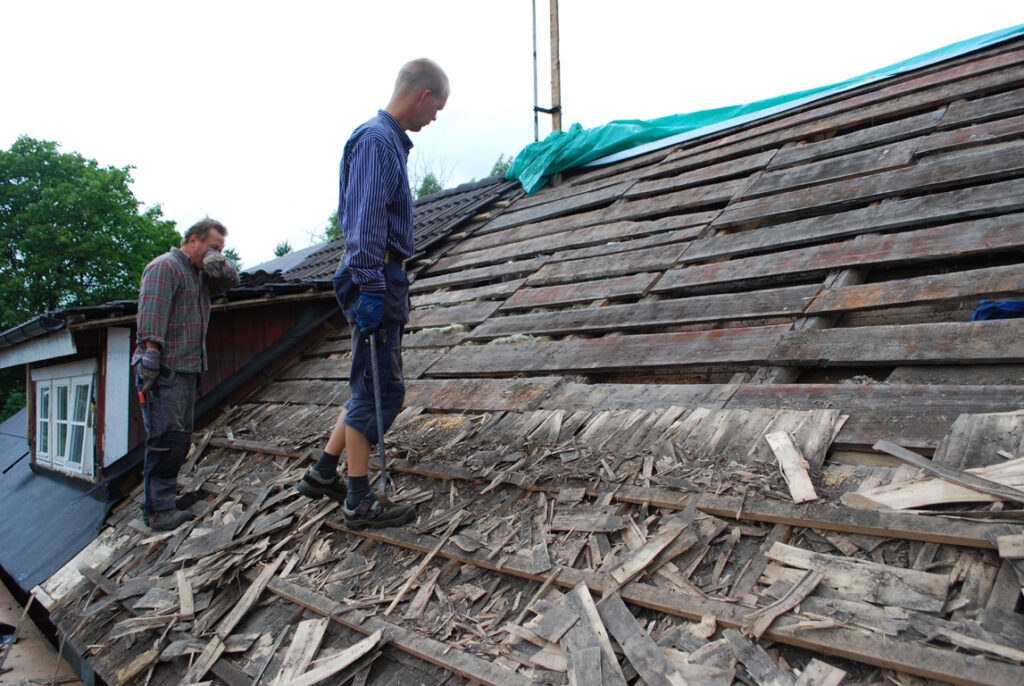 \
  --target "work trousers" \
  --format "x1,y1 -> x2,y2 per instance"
139,370 -> 196,512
